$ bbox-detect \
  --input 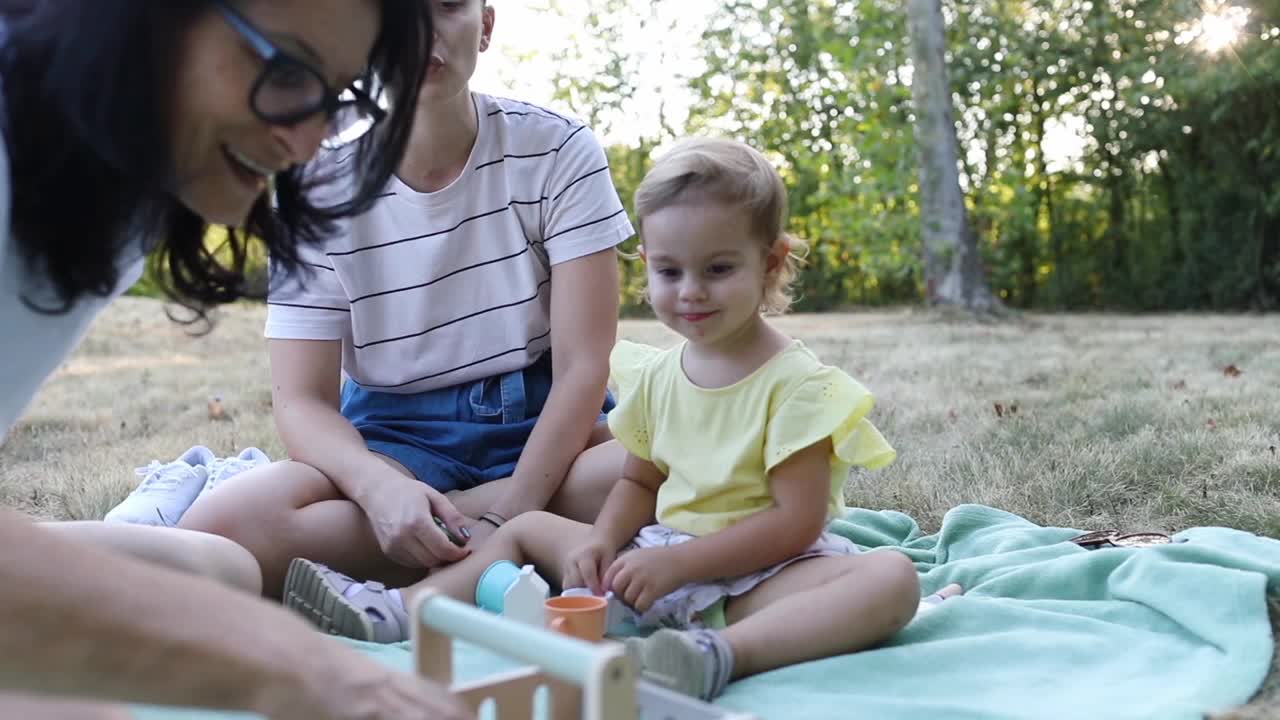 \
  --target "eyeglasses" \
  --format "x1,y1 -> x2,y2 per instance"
216,1 -> 386,147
